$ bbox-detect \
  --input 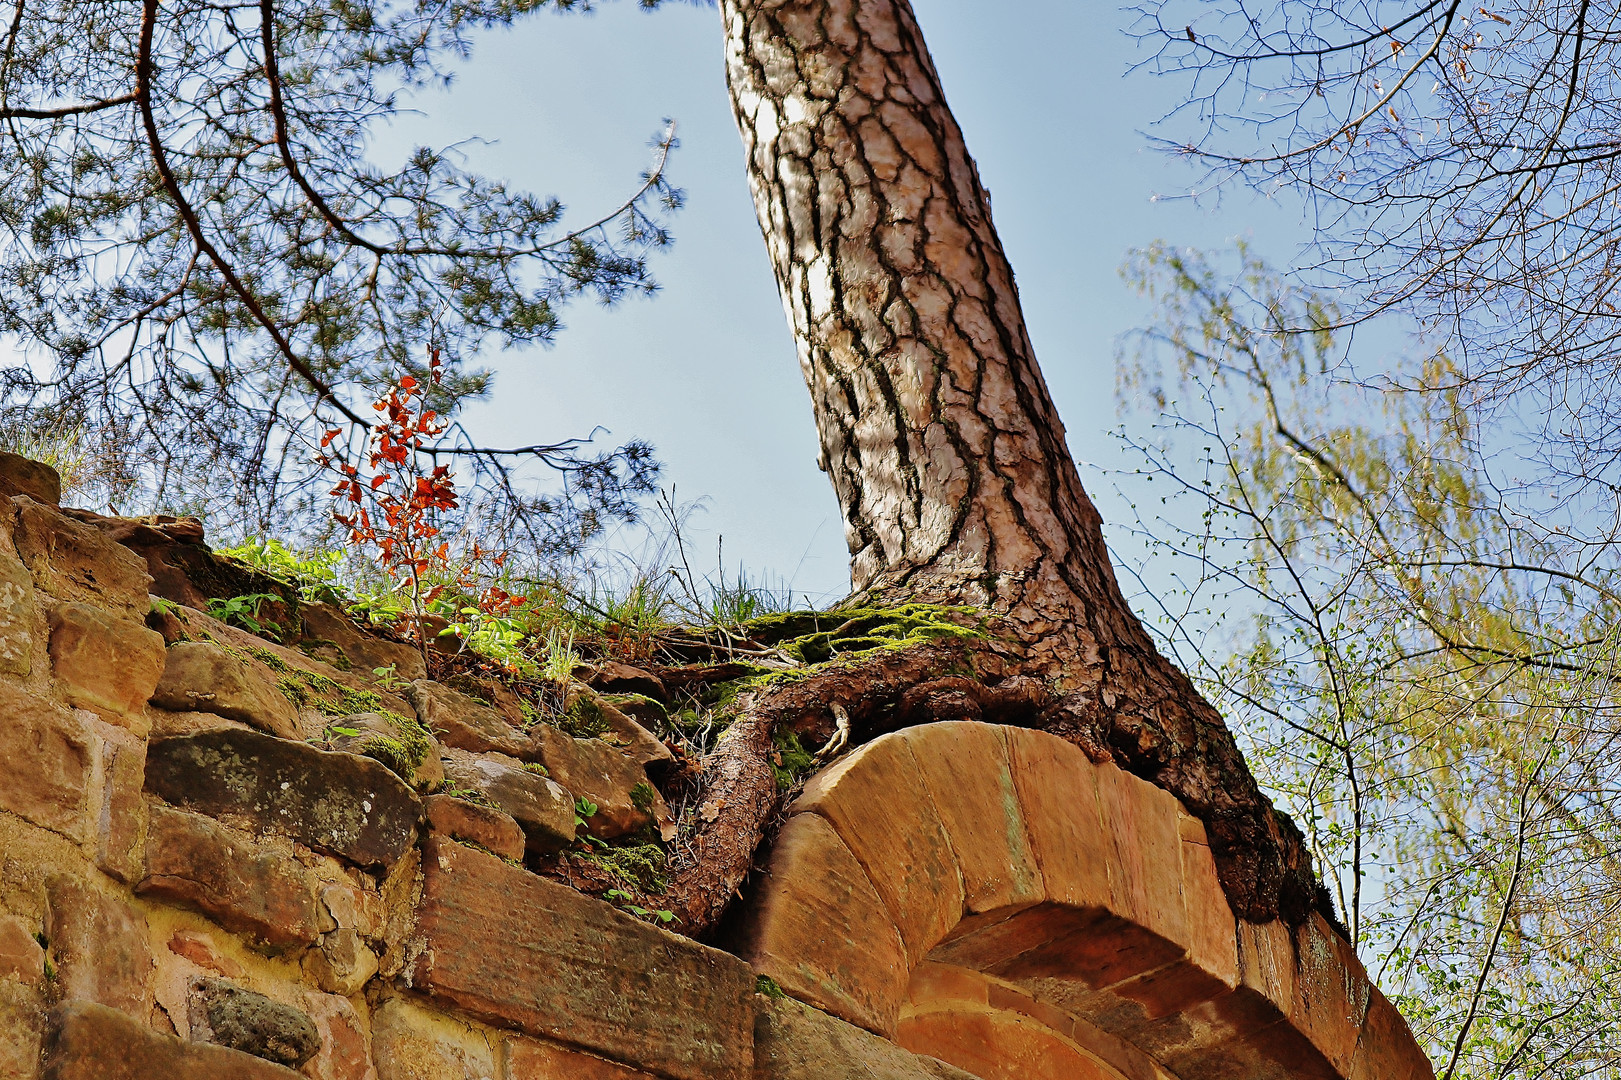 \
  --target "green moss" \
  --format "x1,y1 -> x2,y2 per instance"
755,975 -> 787,1000
770,730 -> 816,791
523,762 -> 550,777
359,711 -> 432,779
560,694 -> 609,739
579,843 -> 668,892
276,676 -> 310,708
629,781 -> 657,812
